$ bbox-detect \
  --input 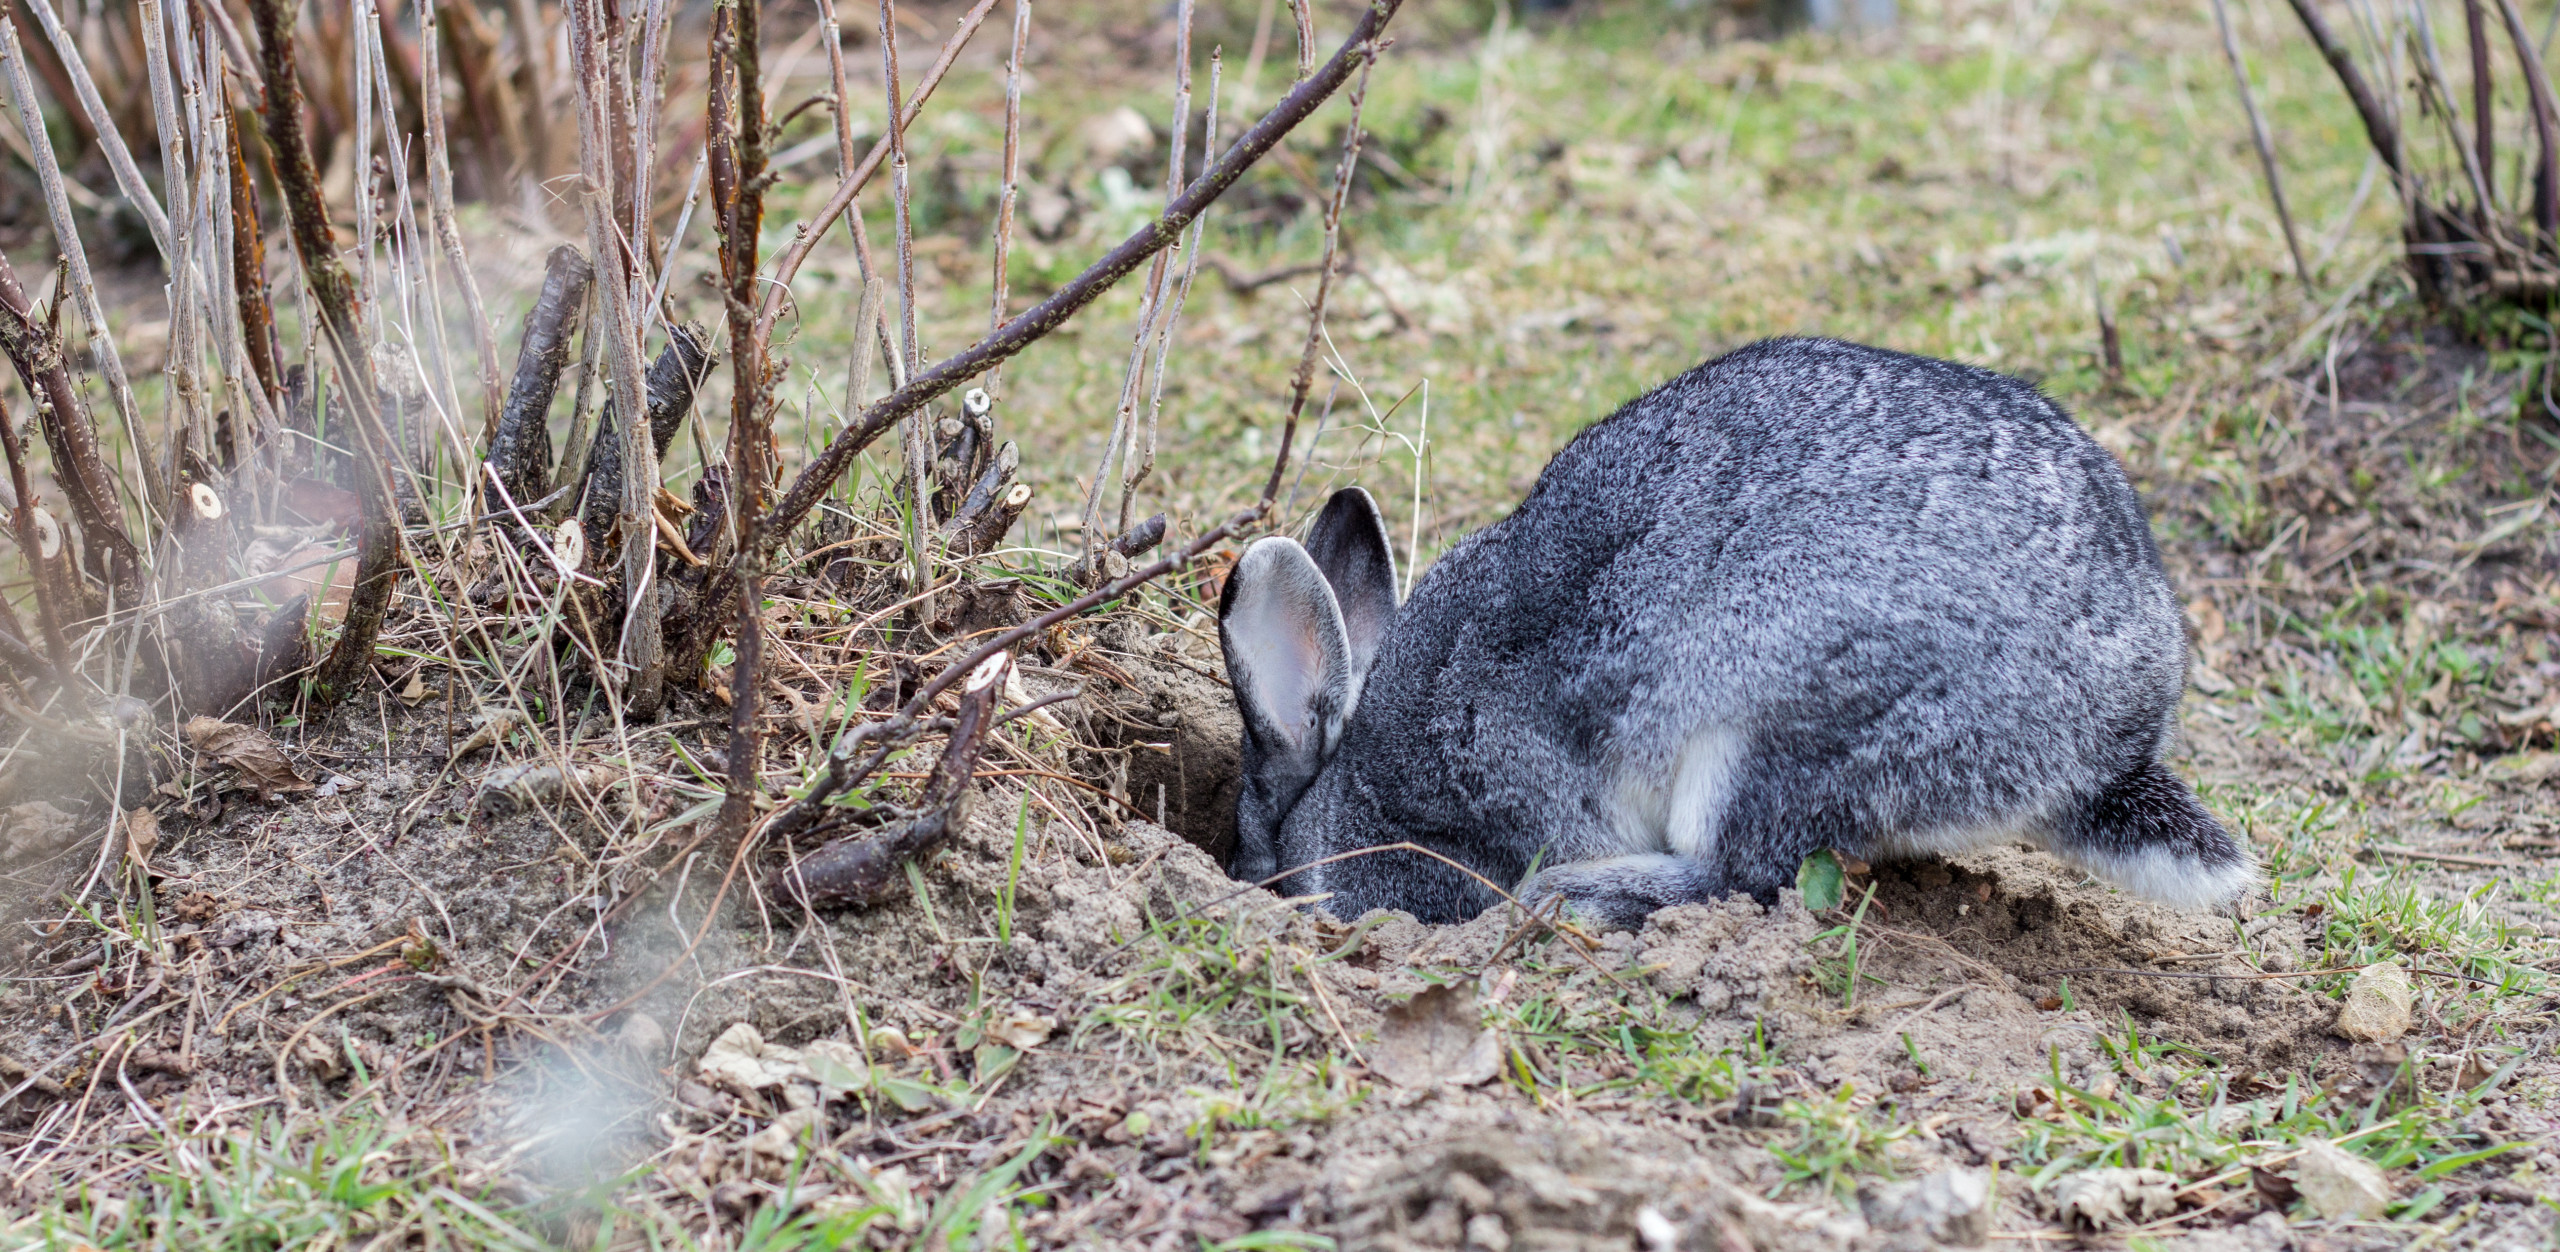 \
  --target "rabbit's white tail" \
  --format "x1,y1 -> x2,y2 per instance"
2053,760 -> 2256,910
